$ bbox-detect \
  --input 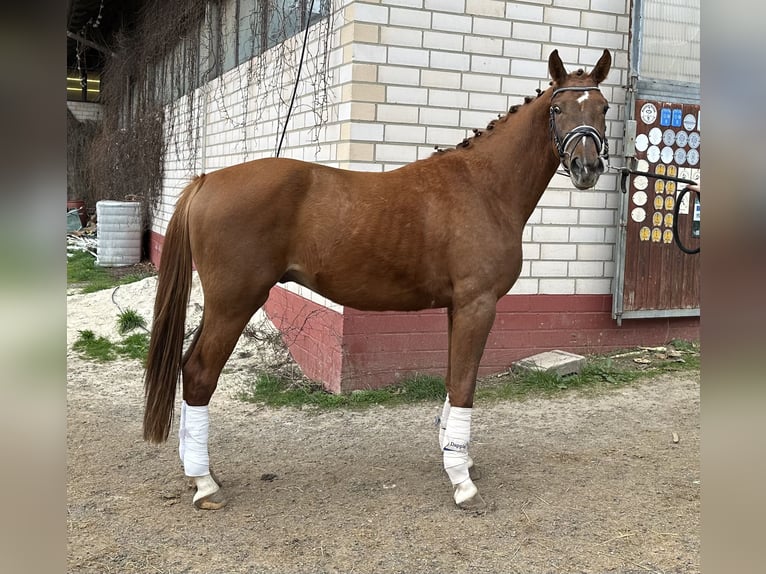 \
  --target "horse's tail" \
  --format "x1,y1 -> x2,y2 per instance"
143,175 -> 206,444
